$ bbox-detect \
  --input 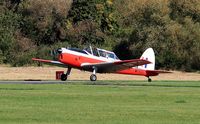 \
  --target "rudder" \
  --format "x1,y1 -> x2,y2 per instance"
138,48 -> 155,70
